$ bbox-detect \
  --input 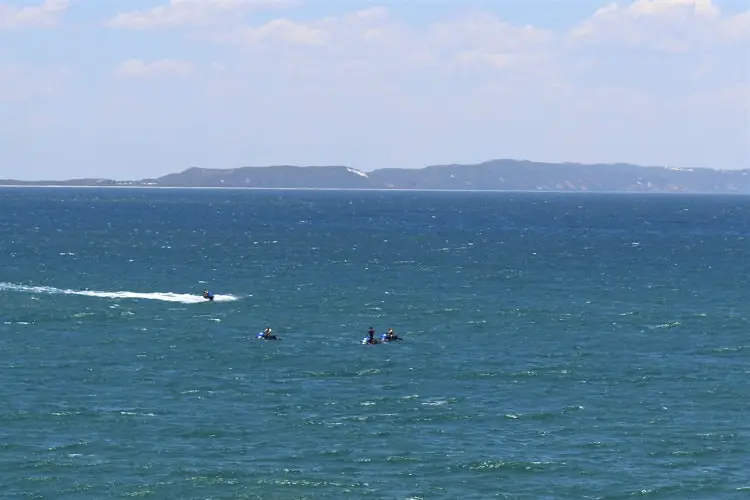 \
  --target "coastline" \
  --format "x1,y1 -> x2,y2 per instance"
0,184 -> 747,196
2,159 -> 748,195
